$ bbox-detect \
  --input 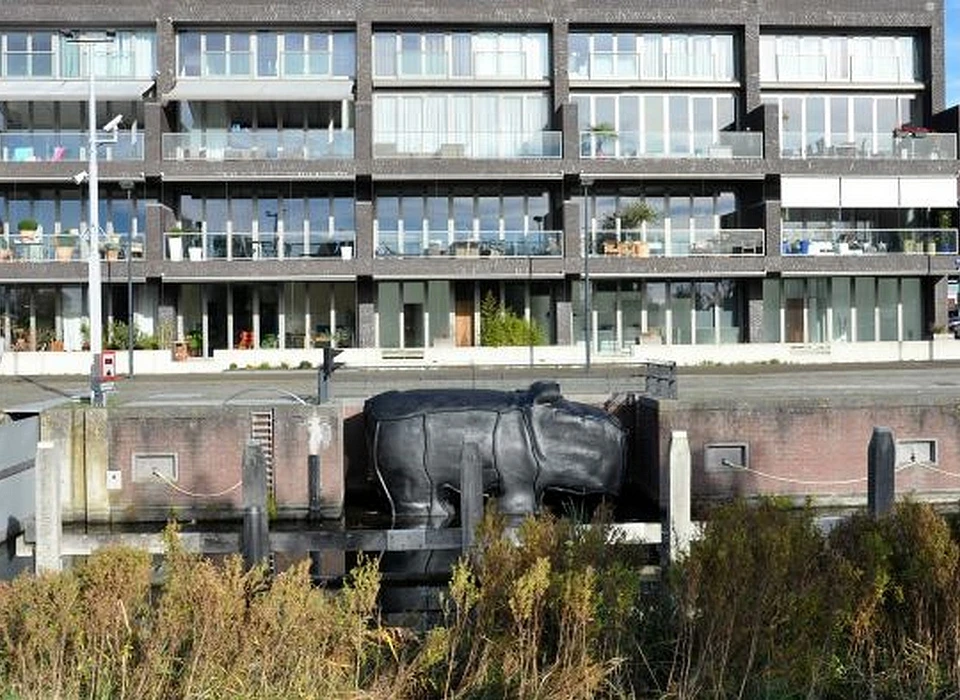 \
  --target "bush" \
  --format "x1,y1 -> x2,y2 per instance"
479,291 -> 545,347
